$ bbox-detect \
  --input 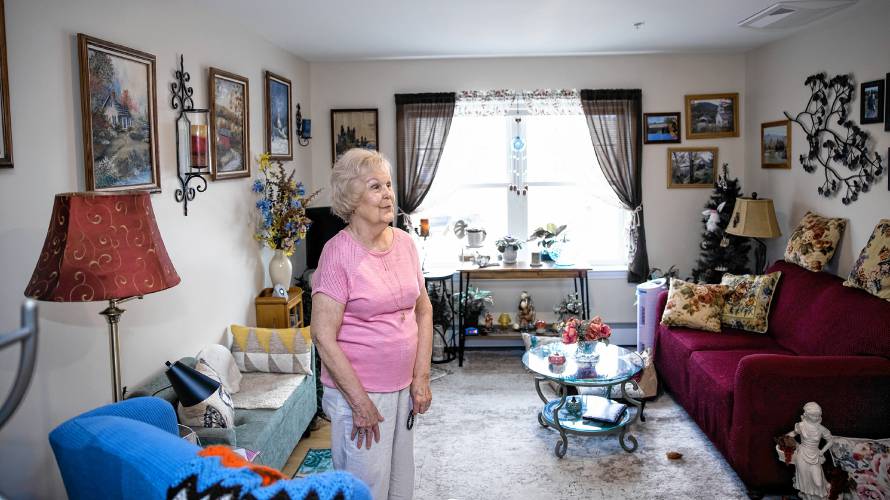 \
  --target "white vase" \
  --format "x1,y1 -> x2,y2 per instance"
269,249 -> 293,287
503,247 -> 518,264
